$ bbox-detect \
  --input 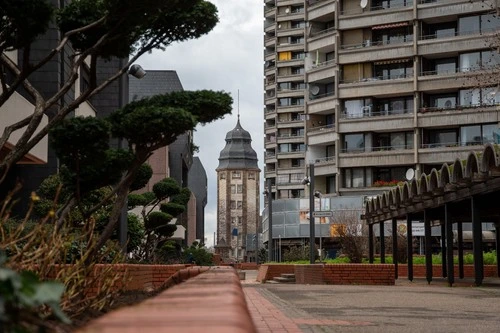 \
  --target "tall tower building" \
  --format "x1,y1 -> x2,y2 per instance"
264,0 -> 500,201
216,117 -> 261,262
